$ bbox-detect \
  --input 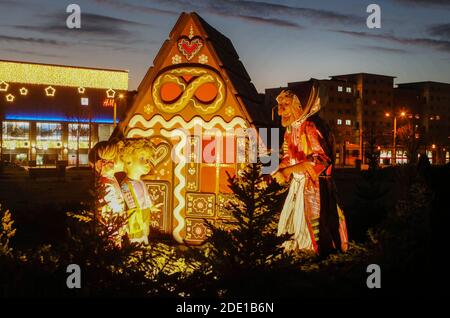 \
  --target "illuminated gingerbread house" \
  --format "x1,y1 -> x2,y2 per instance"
115,12 -> 269,244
